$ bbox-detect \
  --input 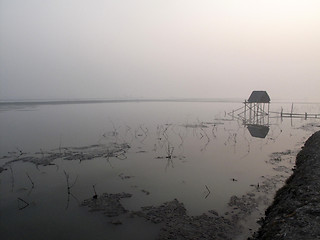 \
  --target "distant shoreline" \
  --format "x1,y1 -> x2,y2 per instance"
1,98 -> 319,105
0,98 -> 243,105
